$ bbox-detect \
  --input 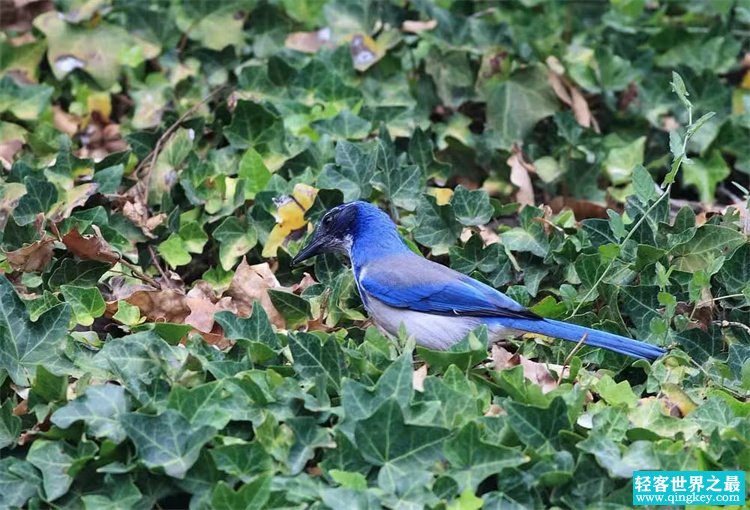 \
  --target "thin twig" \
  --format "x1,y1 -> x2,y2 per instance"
118,258 -> 161,289
147,245 -> 172,288
713,320 -> 750,335
136,85 -> 228,202
557,332 -> 587,385
569,90 -> 696,319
